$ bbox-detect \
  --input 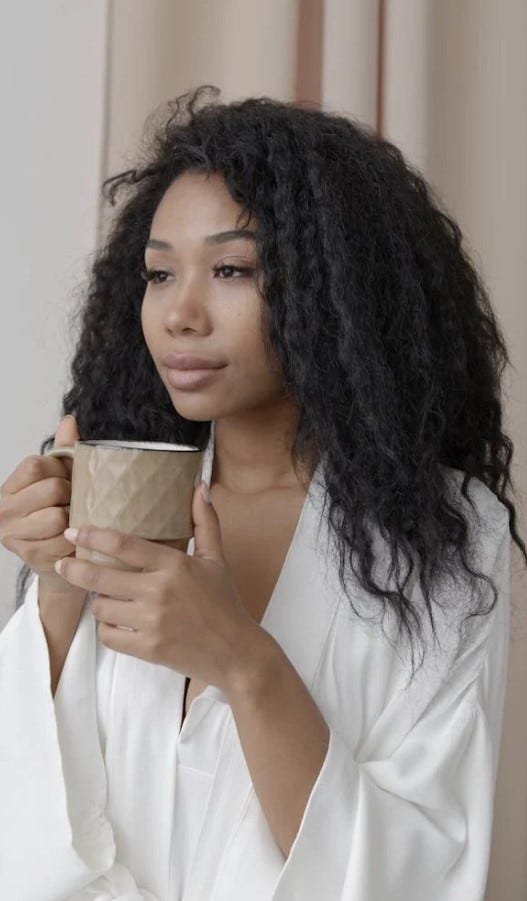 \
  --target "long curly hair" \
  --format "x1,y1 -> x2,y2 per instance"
16,84 -> 526,685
